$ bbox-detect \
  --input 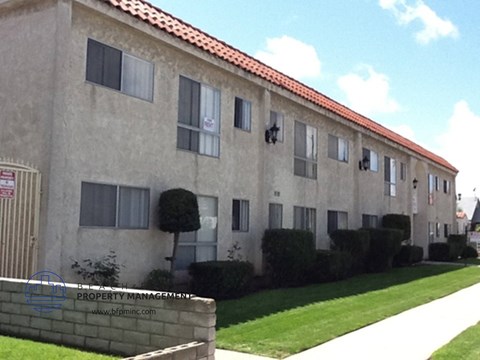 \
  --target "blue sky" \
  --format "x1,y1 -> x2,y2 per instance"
152,0 -> 479,197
